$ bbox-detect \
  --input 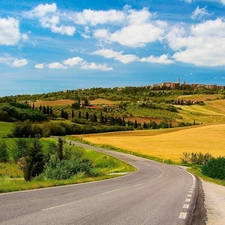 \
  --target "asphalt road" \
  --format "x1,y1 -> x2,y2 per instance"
0,142 -> 201,225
